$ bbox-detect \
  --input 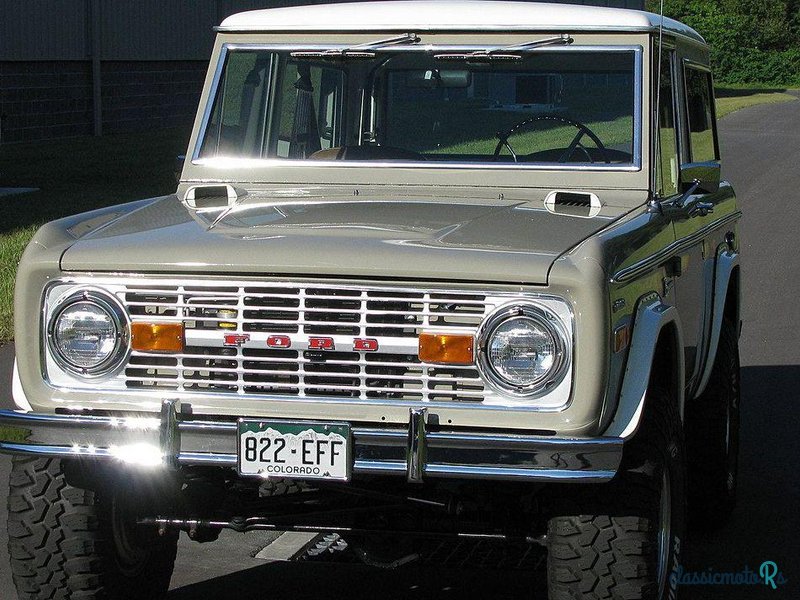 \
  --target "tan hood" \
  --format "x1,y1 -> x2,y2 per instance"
60,192 -> 623,284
